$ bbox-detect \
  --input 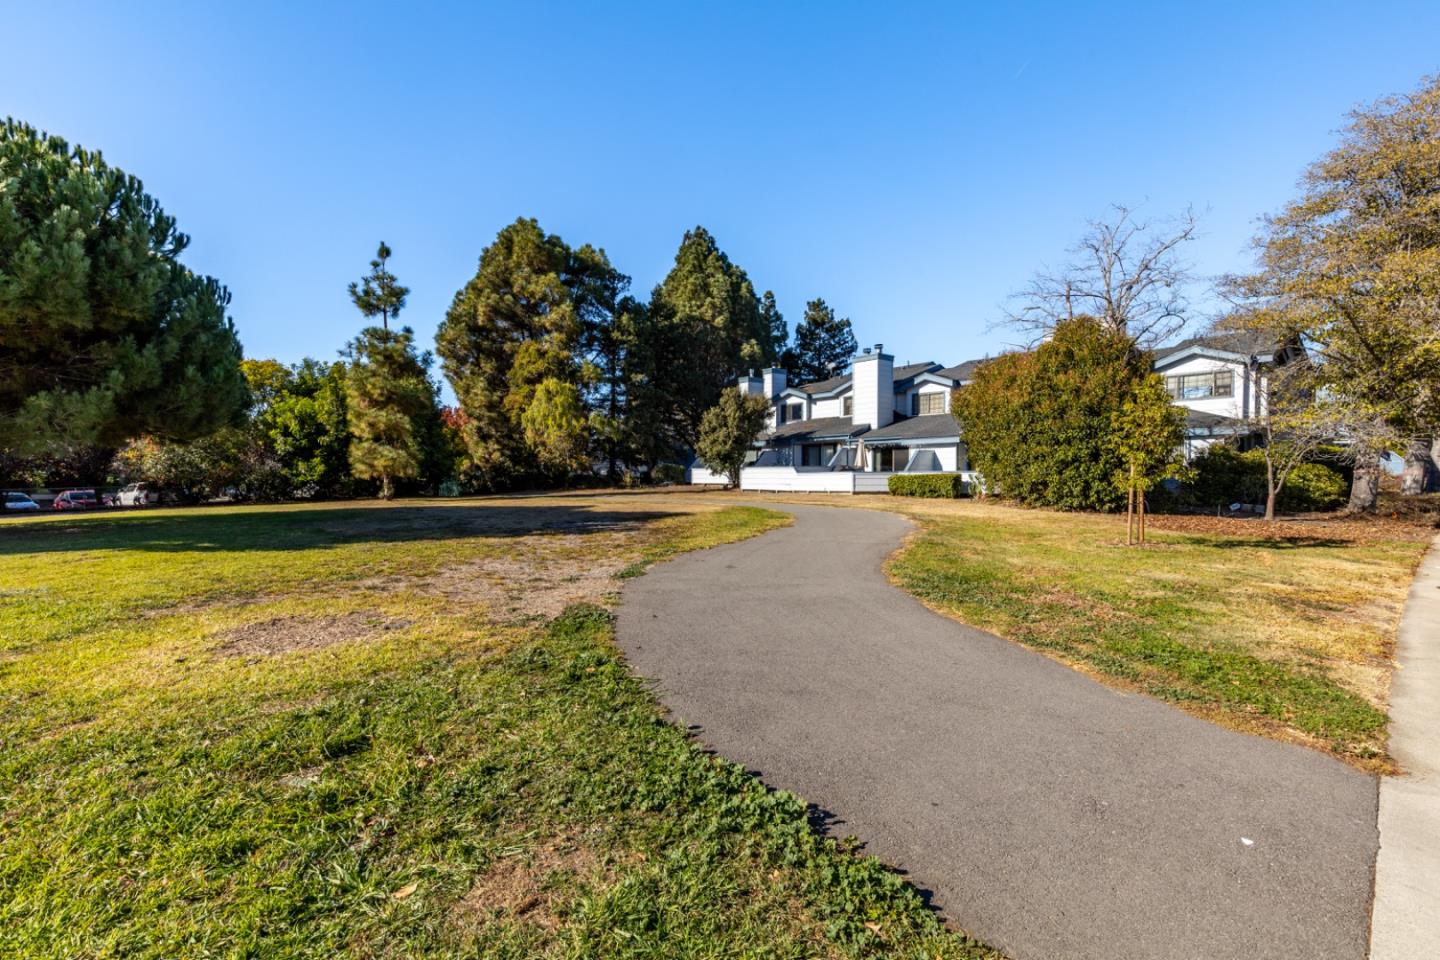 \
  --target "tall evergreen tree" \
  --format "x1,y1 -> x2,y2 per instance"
789,298 -> 858,383
348,242 -> 409,331
628,227 -> 780,457
0,119 -> 247,454
435,218 -> 626,488
345,326 -> 434,499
